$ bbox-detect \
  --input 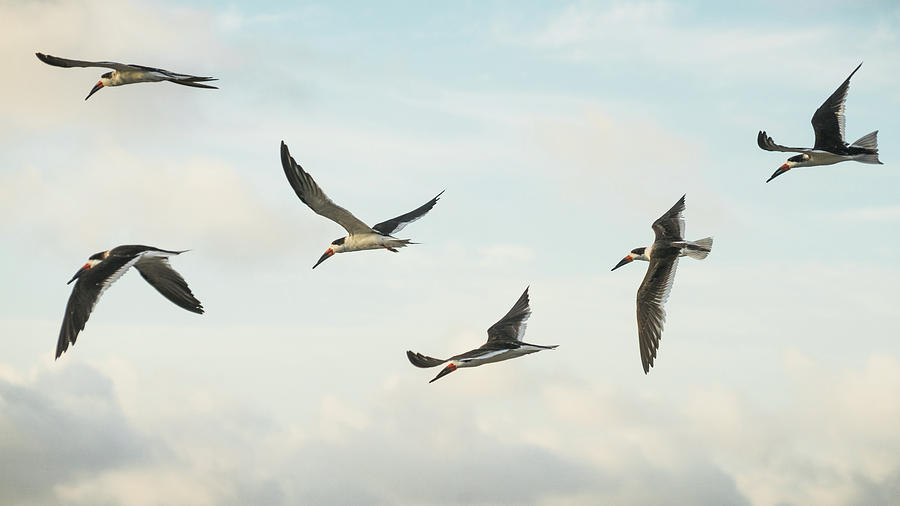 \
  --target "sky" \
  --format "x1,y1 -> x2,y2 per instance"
1,0 -> 900,504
